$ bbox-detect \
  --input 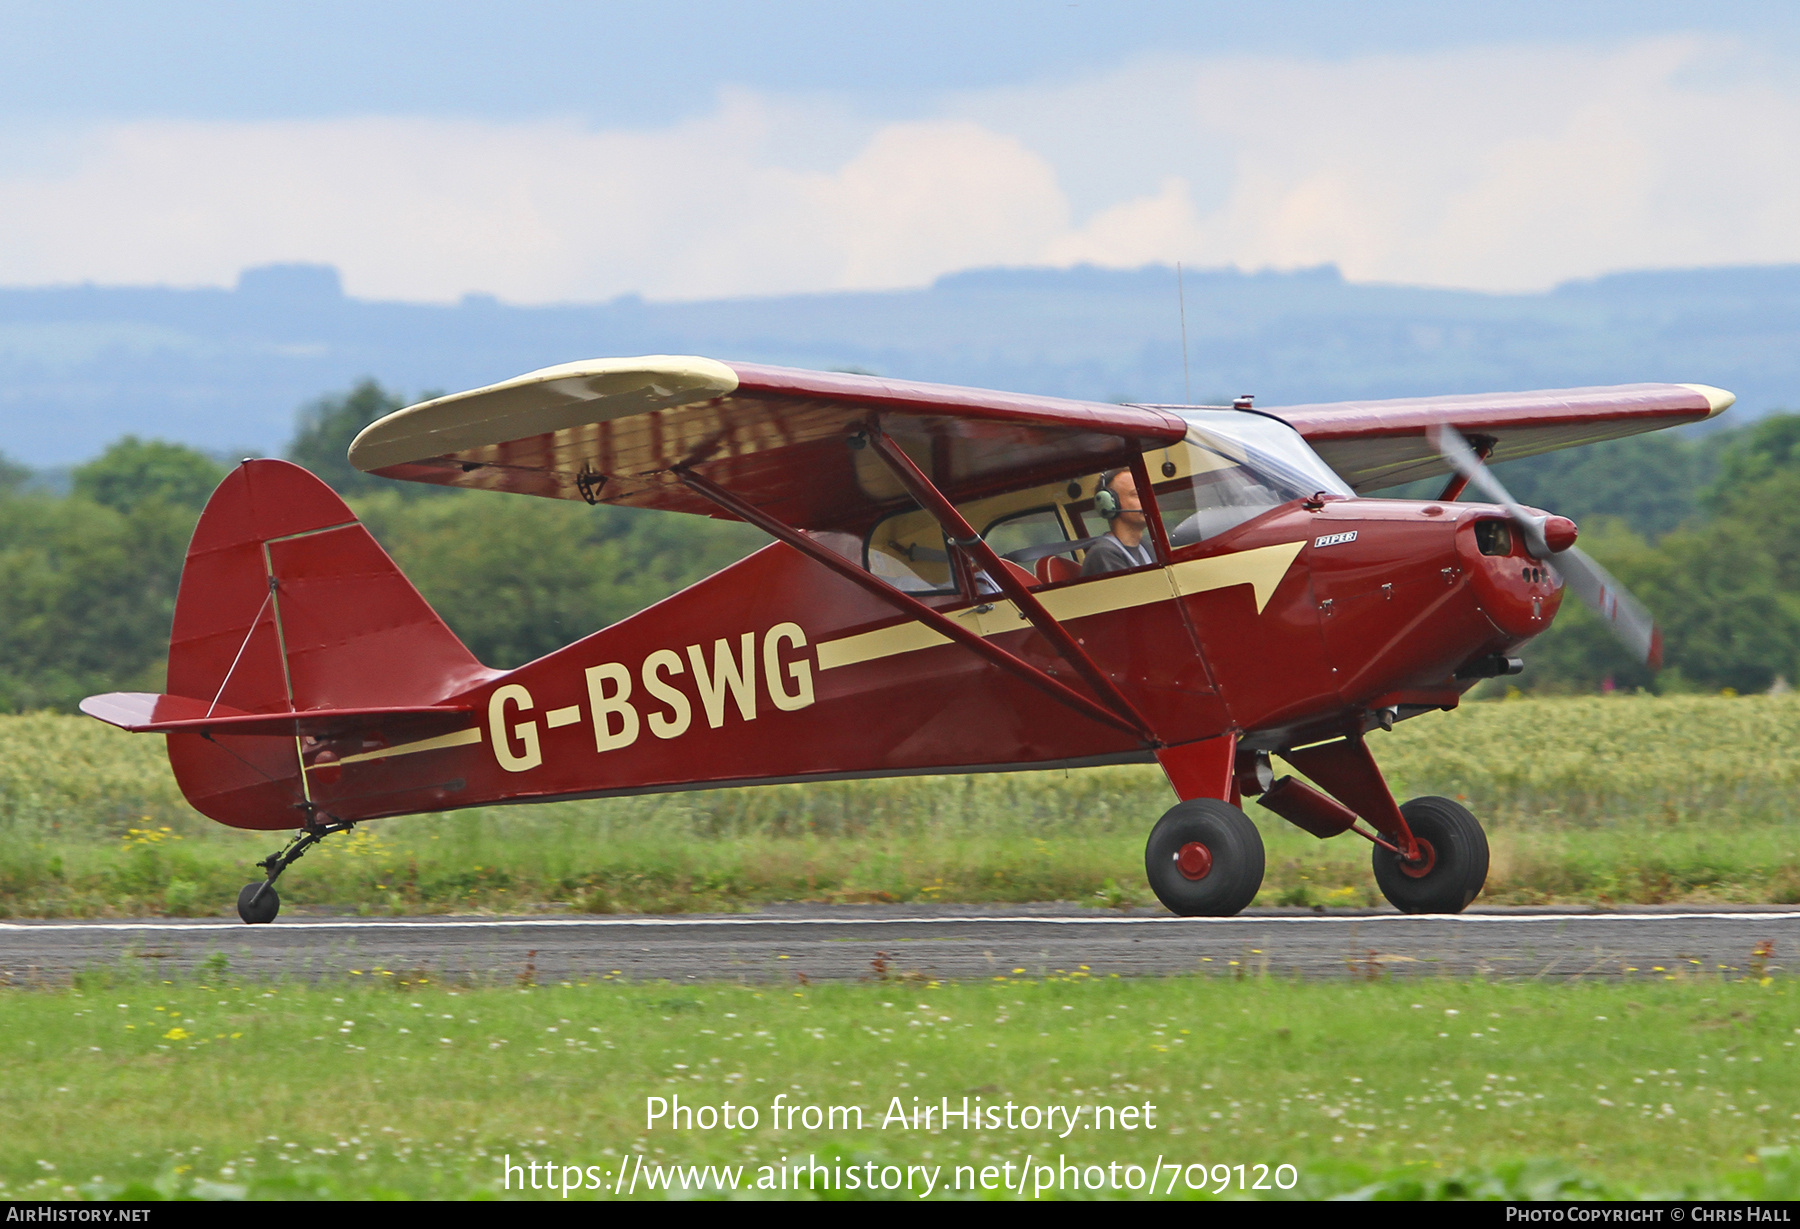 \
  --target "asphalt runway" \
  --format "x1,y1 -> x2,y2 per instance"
0,904 -> 1794,984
